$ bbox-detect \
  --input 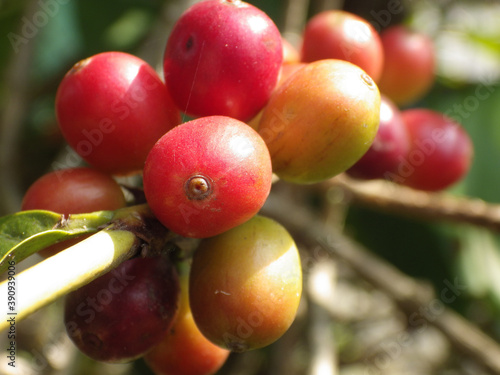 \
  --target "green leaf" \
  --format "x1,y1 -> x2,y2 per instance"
0,210 -> 114,274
